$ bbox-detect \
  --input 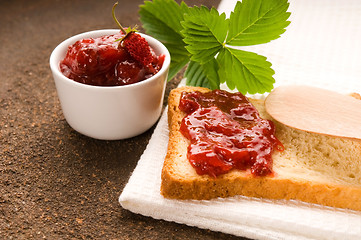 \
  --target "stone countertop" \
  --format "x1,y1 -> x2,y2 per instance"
0,0 -> 248,239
